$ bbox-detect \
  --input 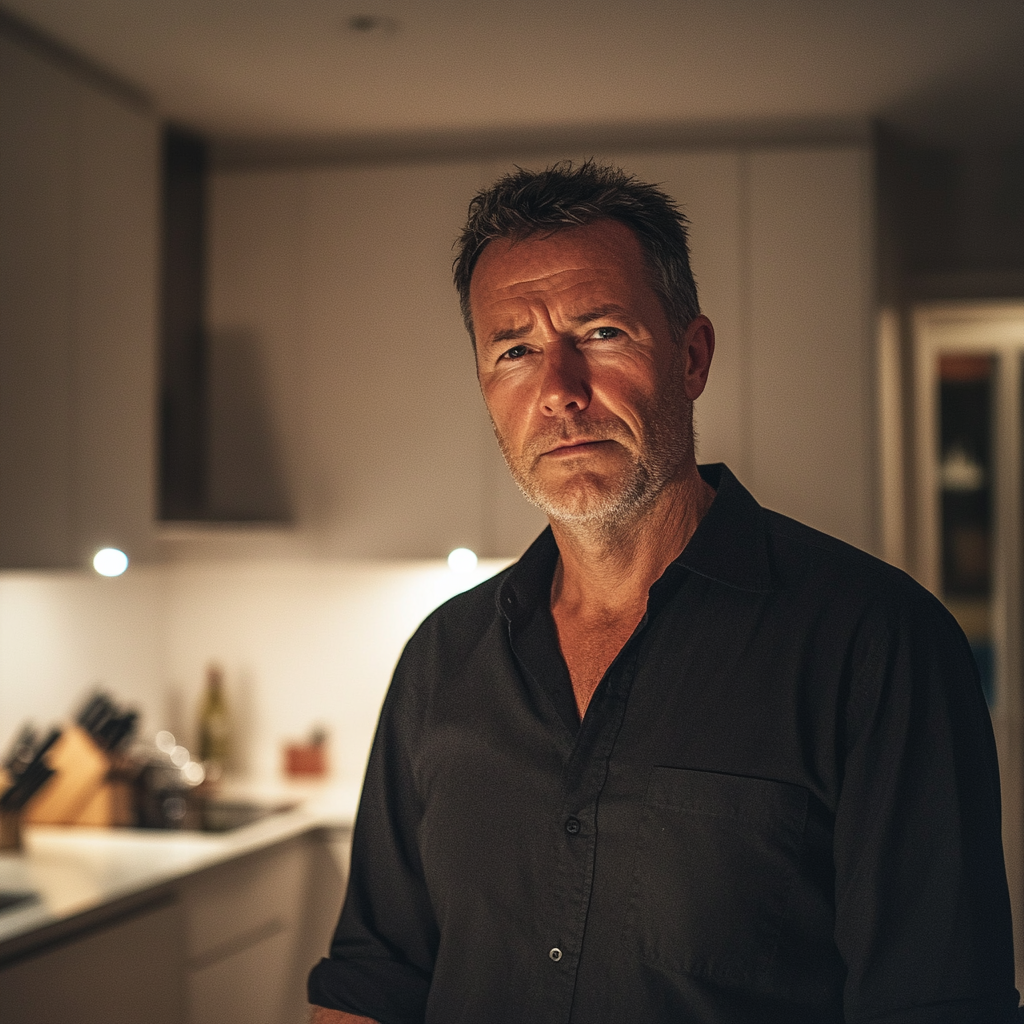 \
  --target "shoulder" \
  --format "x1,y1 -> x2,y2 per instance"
763,508 -> 947,618
387,565 -> 513,706
760,509 -> 977,683
693,466 -> 944,631
405,566 -> 511,656
762,510 -> 984,713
